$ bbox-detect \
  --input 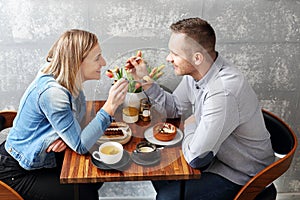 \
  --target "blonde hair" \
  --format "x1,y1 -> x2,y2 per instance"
43,29 -> 98,96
